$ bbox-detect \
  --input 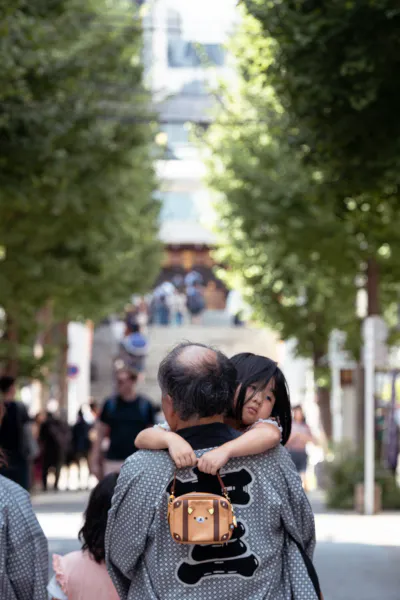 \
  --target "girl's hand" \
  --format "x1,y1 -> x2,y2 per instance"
167,434 -> 197,469
197,447 -> 231,475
